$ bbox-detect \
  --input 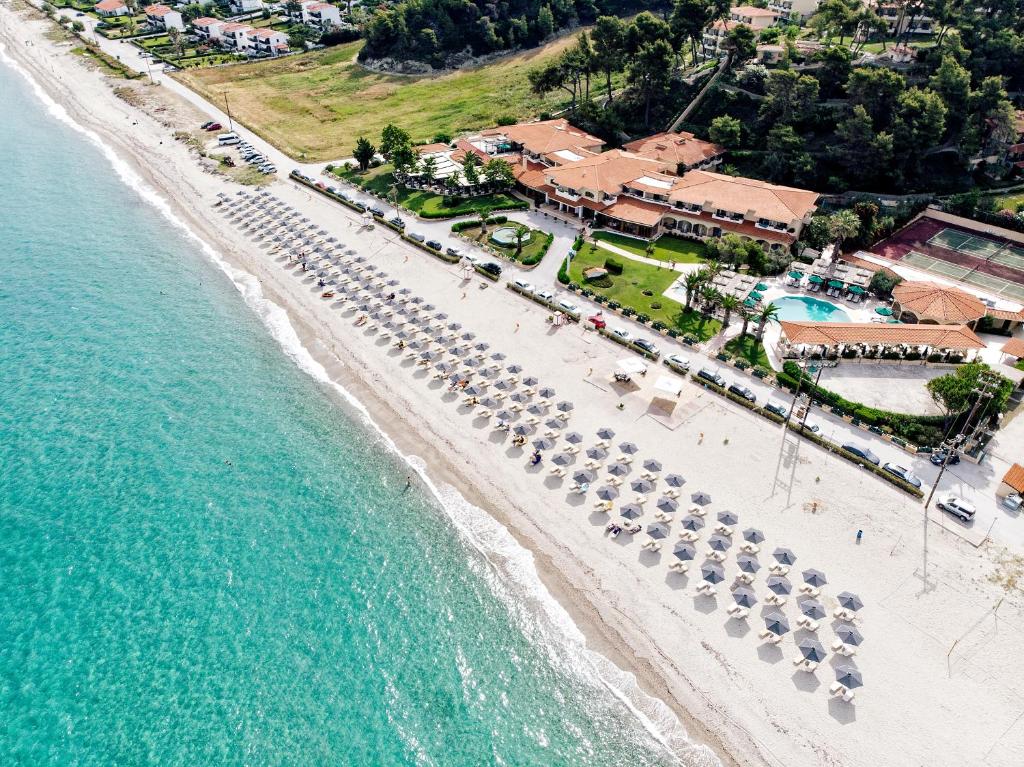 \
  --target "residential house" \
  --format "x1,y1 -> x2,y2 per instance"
300,1 -> 342,29
476,118 -> 605,165
220,22 -> 255,51
621,131 -> 725,174
229,0 -> 264,13
702,19 -> 739,59
871,2 -> 934,35
192,17 -> 226,43
94,0 -> 129,17
766,0 -> 820,21
250,28 -> 290,56
729,5 -> 781,29
143,4 -> 184,31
